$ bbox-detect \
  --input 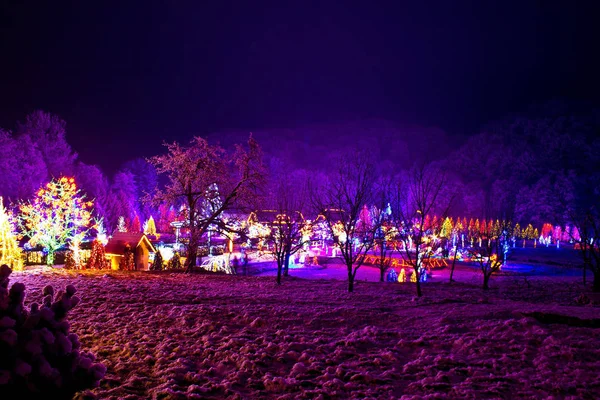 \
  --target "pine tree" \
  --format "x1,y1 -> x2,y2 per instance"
119,243 -> 135,270
144,215 -> 157,237
64,251 -> 77,269
166,251 -> 182,270
0,197 -> 22,271
513,223 -> 521,239
86,239 -> 107,269
130,214 -> 141,233
440,217 -> 453,238
398,268 -> 406,283
117,216 -> 127,232
150,249 -> 163,271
